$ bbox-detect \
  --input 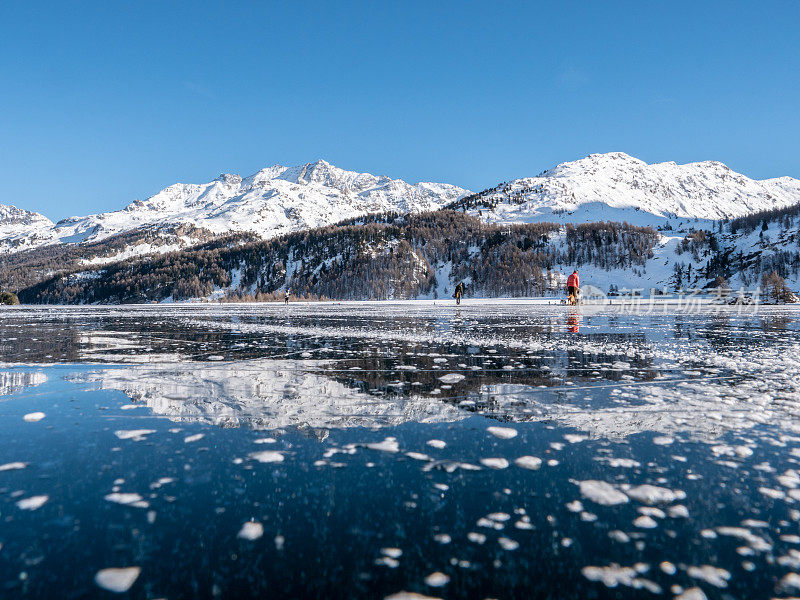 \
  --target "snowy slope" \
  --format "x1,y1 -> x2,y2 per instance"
46,160 -> 469,247
456,152 -> 800,227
